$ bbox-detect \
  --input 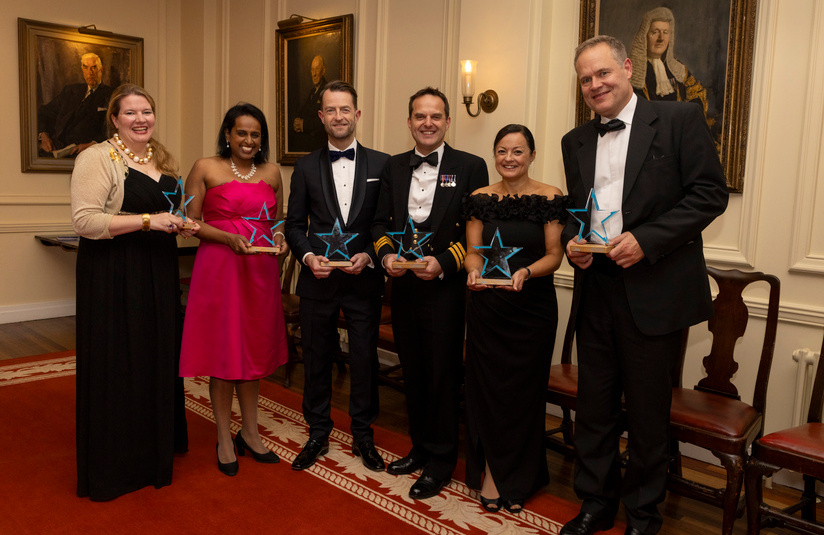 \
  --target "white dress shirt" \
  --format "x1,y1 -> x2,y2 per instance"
591,93 -> 637,243
330,140 -> 357,224
407,143 -> 445,223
